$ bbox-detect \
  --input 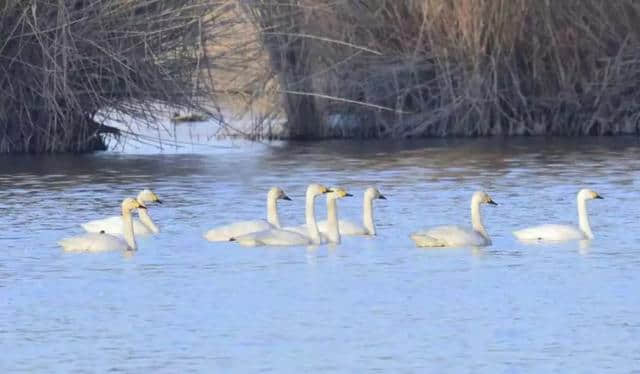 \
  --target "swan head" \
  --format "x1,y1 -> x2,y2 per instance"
122,197 -> 147,214
472,191 -> 497,206
306,183 -> 332,198
327,187 -> 353,200
268,187 -> 291,201
578,188 -> 603,201
137,189 -> 162,204
365,186 -> 386,201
